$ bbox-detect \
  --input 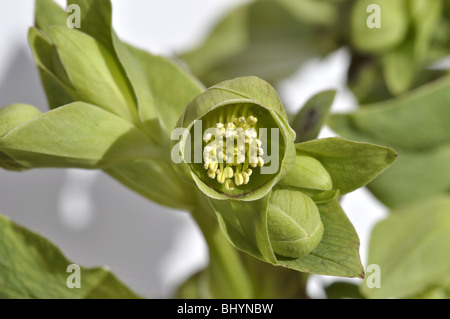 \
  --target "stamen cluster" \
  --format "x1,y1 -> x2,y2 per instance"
203,115 -> 264,191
